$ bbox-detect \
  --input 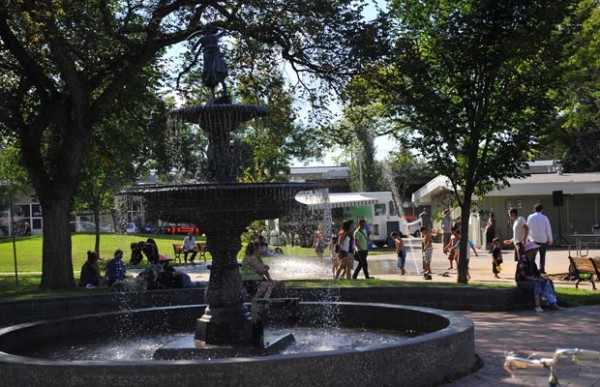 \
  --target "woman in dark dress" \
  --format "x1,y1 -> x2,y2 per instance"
79,251 -> 101,287
485,213 -> 496,252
